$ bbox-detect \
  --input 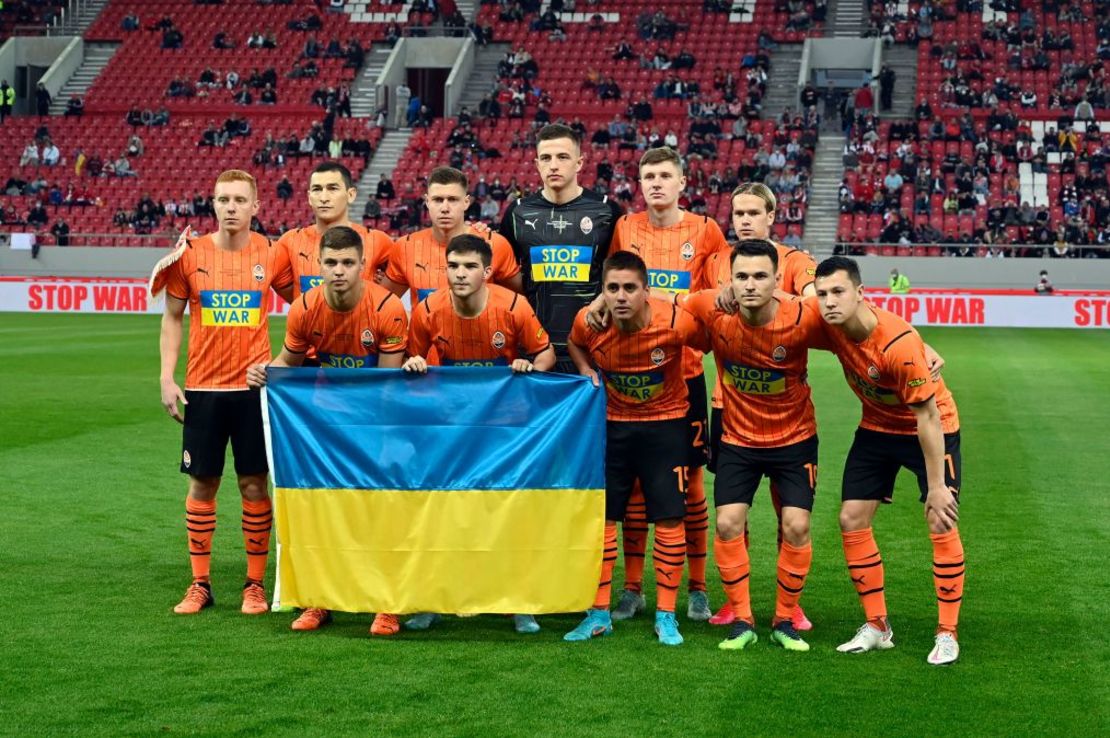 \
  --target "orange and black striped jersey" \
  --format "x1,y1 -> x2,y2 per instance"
284,281 -> 408,368
272,223 -> 392,299
409,284 -> 549,367
569,297 -> 708,422
684,290 -> 827,448
162,232 -> 279,391
819,302 -> 960,435
386,225 -> 520,304
612,210 -> 726,380
706,241 -> 817,296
